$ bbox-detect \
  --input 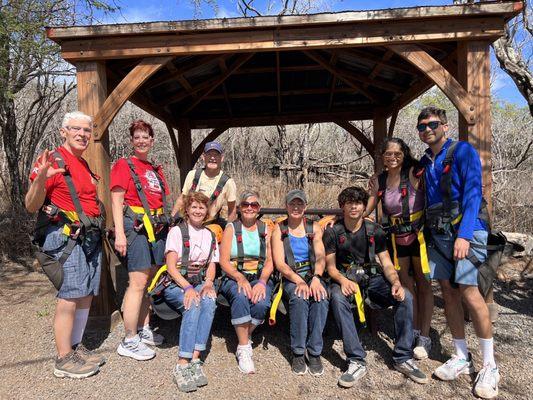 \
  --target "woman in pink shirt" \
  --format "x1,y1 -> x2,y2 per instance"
367,138 -> 433,361
162,192 -> 218,393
